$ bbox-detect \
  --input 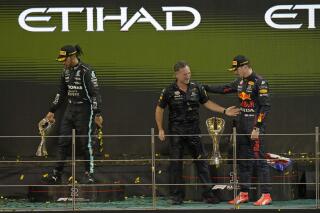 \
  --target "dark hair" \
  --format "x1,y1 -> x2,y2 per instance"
173,60 -> 188,72
74,44 -> 83,57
